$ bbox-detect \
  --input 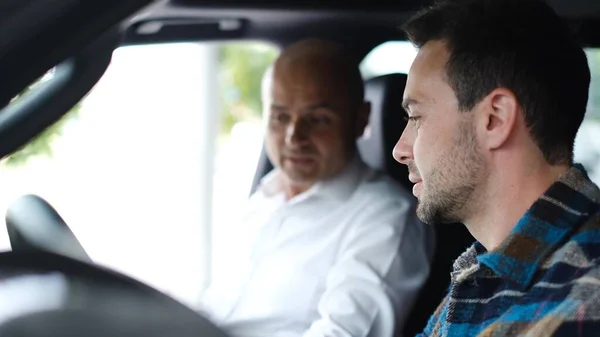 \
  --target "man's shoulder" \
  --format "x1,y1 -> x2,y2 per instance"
570,208 -> 600,252
514,247 -> 600,335
465,234 -> 600,336
523,211 -> 600,323
544,210 -> 600,273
